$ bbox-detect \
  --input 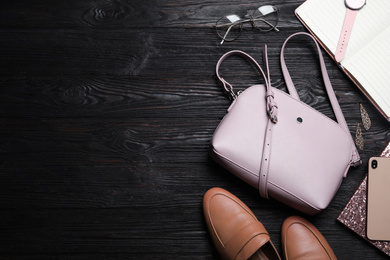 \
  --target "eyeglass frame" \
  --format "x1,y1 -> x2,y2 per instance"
215,5 -> 280,45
